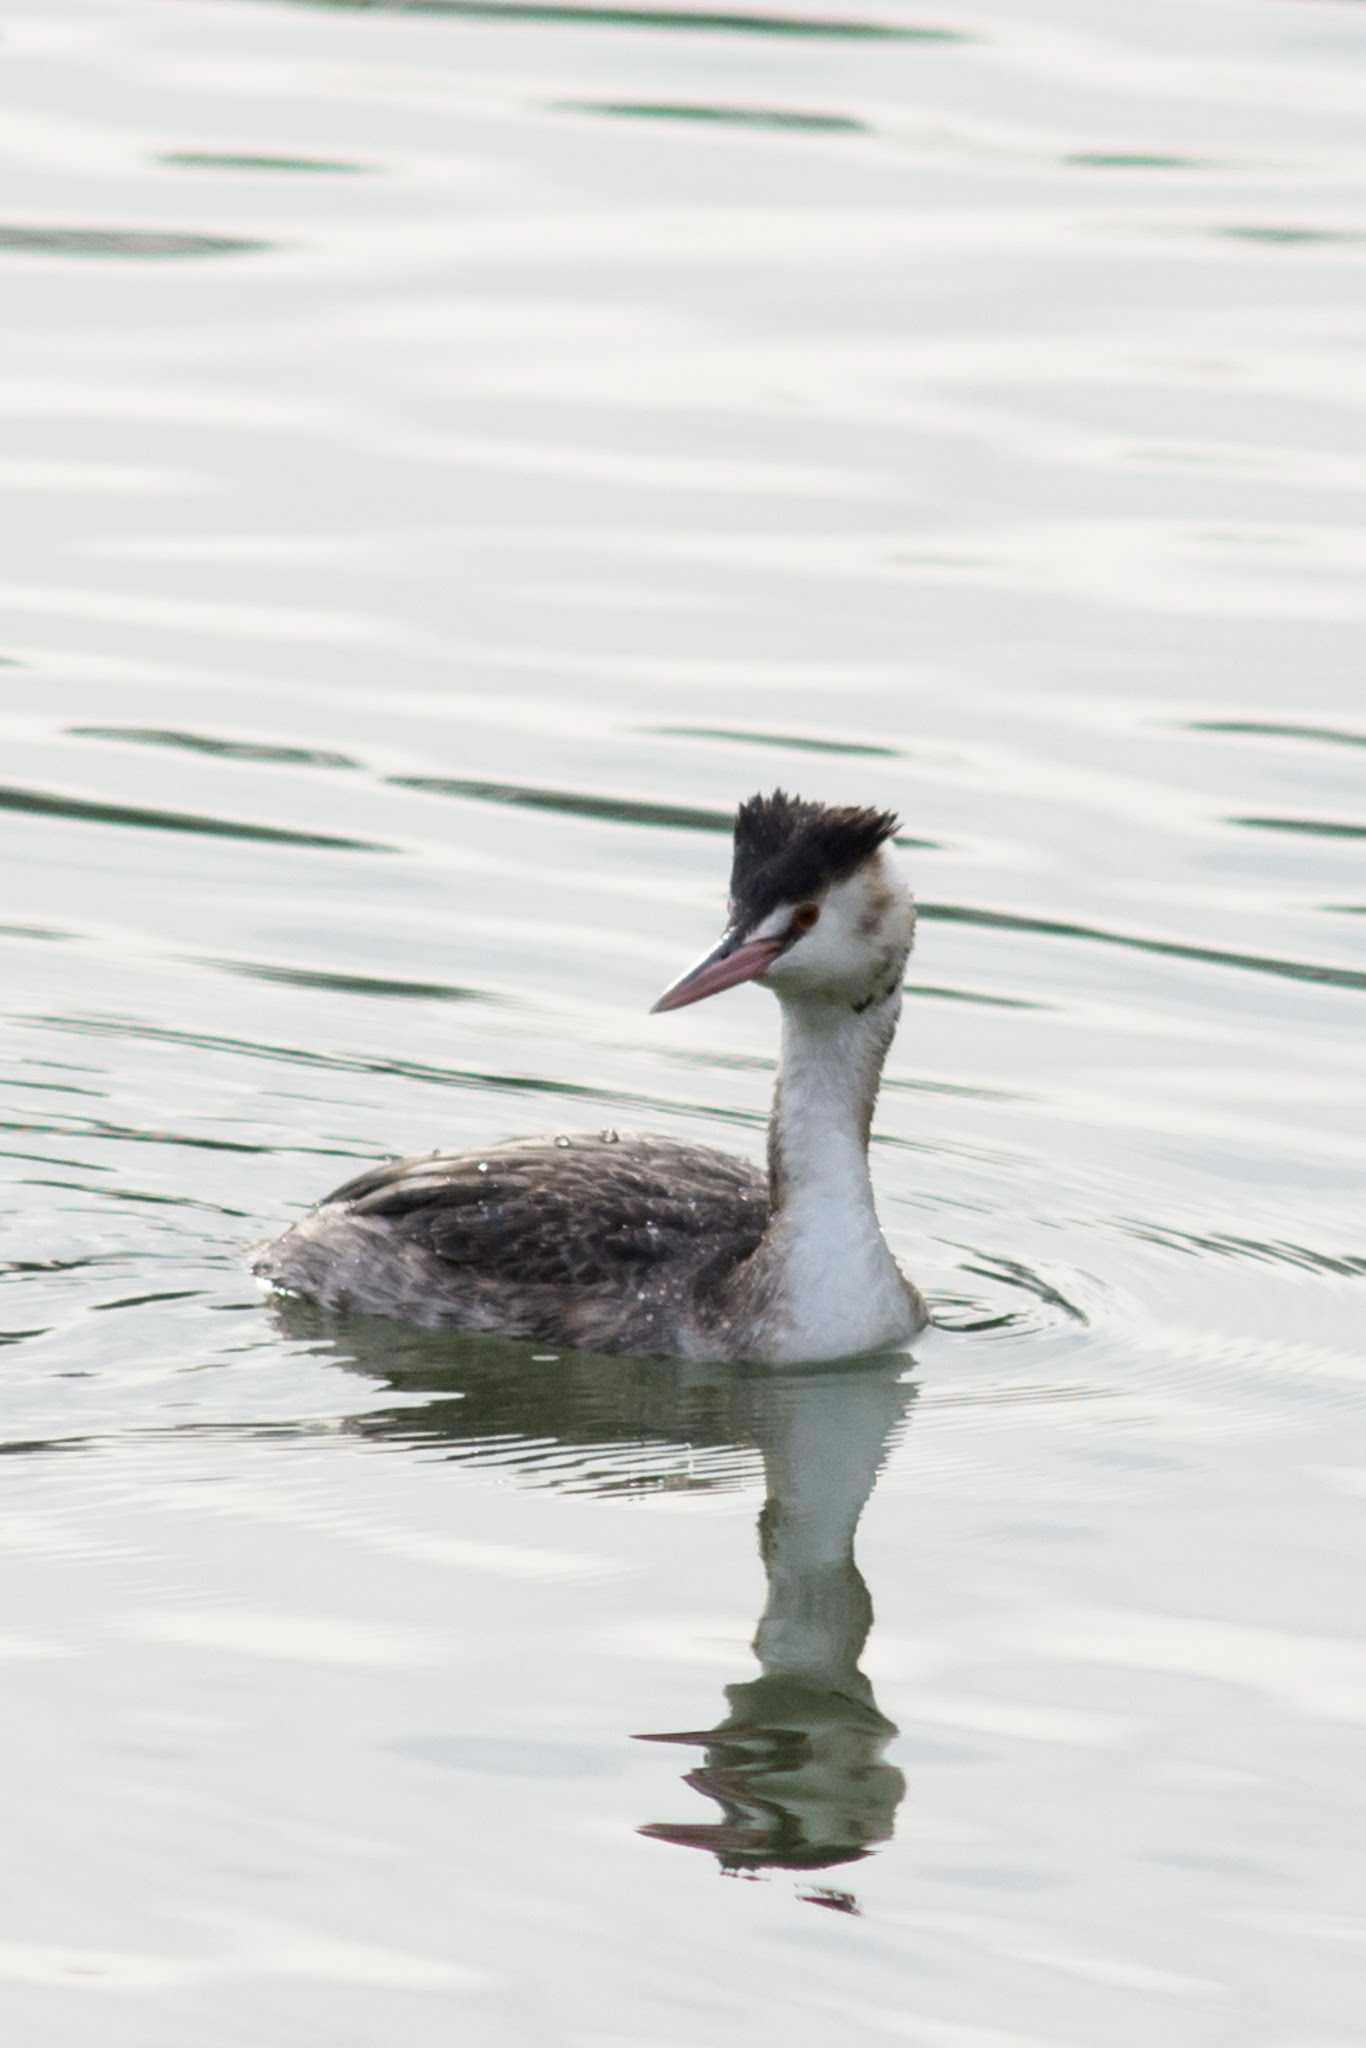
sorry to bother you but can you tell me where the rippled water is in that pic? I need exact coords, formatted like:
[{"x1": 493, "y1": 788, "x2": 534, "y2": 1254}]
[{"x1": 4, "y1": 0, "x2": 1366, "y2": 2039}]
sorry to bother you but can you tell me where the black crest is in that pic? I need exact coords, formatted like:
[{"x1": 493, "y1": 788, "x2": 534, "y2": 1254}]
[{"x1": 729, "y1": 790, "x2": 899, "y2": 930}]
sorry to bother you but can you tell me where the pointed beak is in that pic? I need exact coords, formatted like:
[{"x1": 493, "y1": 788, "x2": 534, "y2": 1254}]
[{"x1": 650, "y1": 929, "x2": 784, "y2": 1014}]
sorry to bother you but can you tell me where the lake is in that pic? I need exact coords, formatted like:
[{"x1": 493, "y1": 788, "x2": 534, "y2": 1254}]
[{"x1": 3, "y1": 0, "x2": 1365, "y2": 2041}]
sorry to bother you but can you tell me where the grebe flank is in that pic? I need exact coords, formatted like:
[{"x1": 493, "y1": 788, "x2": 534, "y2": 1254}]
[{"x1": 254, "y1": 790, "x2": 926, "y2": 1365}]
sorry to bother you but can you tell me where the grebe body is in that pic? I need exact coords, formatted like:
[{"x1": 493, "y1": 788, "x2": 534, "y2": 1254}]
[{"x1": 255, "y1": 792, "x2": 925, "y2": 1364}]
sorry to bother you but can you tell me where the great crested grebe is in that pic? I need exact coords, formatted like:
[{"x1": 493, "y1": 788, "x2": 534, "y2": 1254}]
[{"x1": 254, "y1": 791, "x2": 926, "y2": 1365}]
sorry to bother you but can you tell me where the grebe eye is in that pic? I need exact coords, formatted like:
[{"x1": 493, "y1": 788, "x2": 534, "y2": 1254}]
[{"x1": 791, "y1": 903, "x2": 821, "y2": 935}]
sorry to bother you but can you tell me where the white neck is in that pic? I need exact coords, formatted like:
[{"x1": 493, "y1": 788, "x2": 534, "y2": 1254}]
[{"x1": 757, "y1": 991, "x2": 916, "y2": 1363}]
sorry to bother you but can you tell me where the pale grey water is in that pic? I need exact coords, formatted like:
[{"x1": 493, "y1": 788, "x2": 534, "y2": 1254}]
[{"x1": 3, "y1": 0, "x2": 1366, "y2": 2040}]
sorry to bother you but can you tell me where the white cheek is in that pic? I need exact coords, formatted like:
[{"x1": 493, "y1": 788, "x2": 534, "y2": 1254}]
[
  {"x1": 764, "y1": 876, "x2": 885, "y2": 990},
  {"x1": 766, "y1": 920, "x2": 848, "y2": 987},
  {"x1": 749, "y1": 904, "x2": 794, "y2": 944}
]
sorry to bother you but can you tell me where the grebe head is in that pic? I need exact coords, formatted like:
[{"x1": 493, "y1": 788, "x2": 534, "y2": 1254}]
[{"x1": 652, "y1": 790, "x2": 914, "y2": 1015}]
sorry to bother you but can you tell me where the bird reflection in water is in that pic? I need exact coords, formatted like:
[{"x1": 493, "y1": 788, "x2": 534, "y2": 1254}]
[
  {"x1": 638, "y1": 1364, "x2": 907, "y2": 1901},
  {"x1": 269, "y1": 1300, "x2": 914, "y2": 1903}
]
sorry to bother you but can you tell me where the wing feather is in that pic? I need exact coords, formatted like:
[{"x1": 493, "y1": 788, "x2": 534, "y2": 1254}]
[{"x1": 315, "y1": 1132, "x2": 766, "y2": 1291}]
